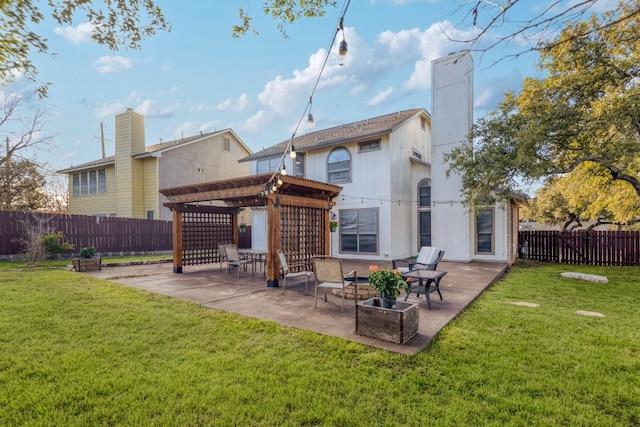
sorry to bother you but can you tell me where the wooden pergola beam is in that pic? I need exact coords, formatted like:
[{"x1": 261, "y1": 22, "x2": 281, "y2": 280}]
[{"x1": 165, "y1": 184, "x2": 265, "y2": 204}]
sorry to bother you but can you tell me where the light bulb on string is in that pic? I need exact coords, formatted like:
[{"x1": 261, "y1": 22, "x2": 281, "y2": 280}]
[
  {"x1": 290, "y1": 144, "x2": 297, "y2": 159},
  {"x1": 277, "y1": 177, "x2": 283, "y2": 185},
  {"x1": 338, "y1": 39, "x2": 348, "y2": 66},
  {"x1": 307, "y1": 96, "x2": 315, "y2": 129},
  {"x1": 281, "y1": 164, "x2": 287, "y2": 176}
]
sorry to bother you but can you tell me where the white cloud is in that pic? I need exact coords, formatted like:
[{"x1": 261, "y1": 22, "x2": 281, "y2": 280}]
[
  {"x1": 474, "y1": 68, "x2": 523, "y2": 111},
  {"x1": 93, "y1": 56, "x2": 133, "y2": 73},
  {"x1": 242, "y1": 110, "x2": 273, "y2": 134},
  {"x1": 366, "y1": 87, "x2": 394, "y2": 106},
  {"x1": 136, "y1": 99, "x2": 181, "y2": 118},
  {"x1": 94, "y1": 101, "x2": 126, "y2": 119},
  {"x1": 188, "y1": 94, "x2": 250, "y2": 114},
  {"x1": 54, "y1": 22, "x2": 95, "y2": 44},
  {"x1": 216, "y1": 93, "x2": 250, "y2": 113}
]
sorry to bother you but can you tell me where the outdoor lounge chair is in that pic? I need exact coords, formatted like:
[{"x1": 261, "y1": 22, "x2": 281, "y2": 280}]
[
  {"x1": 224, "y1": 245, "x2": 252, "y2": 277},
  {"x1": 313, "y1": 257, "x2": 357, "y2": 312},
  {"x1": 278, "y1": 249, "x2": 313, "y2": 294},
  {"x1": 392, "y1": 246, "x2": 445, "y2": 273}
]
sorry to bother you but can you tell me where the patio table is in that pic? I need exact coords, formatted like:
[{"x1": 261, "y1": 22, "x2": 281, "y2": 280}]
[
  {"x1": 239, "y1": 249, "x2": 267, "y2": 277},
  {"x1": 402, "y1": 270, "x2": 447, "y2": 310}
]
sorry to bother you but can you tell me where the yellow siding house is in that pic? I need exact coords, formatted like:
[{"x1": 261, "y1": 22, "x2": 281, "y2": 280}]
[{"x1": 58, "y1": 108, "x2": 252, "y2": 220}]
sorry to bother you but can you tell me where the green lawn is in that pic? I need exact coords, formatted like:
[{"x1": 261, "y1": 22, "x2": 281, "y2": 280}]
[
  {"x1": 0, "y1": 254, "x2": 171, "y2": 270},
  {"x1": 1, "y1": 263, "x2": 638, "y2": 426}
]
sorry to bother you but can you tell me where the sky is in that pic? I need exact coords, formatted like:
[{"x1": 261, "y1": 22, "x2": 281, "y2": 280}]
[{"x1": 4, "y1": 0, "x2": 615, "y2": 172}]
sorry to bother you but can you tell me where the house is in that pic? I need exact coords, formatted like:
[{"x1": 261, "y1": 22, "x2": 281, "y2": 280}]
[
  {"x1": 239, "y1": 52, "x2": 525, "y2": 264},
  {"x1": 240, "y1": 108, "x2": 433, "y2": 262},
  {"x1": 57, "y1": 108, "x2": 252, "y2": 221}
]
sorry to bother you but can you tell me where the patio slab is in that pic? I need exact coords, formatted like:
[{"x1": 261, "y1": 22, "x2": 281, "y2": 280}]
[{"x1": 85, "y1": 259, "x2": 508, "y2": 355}]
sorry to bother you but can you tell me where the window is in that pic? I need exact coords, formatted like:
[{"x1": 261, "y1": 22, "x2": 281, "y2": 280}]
[
  {"x1": 476, "y1": 208, "x2": 494, "y2": 254},
  {"x1": 98, "y1": 169, "x2": 106, "y2": 193},
  {"x1": 72, "y1": 169, "x2": 107, "y2": 196},
  {"x1": 358, "y1": 139, "x2": 380, "y2": 153},
  {"x1": 420, "y1": 116, "x2": 427, "y2": 130},
  {"x1": 412, "y1": 149, "x2": 423, "y2": 160},
  {"x1": 339, "y1": 208, "x2": 378, "y2": 254},
  {"x1": 72, "y1": 174, "x2": 80, "y2": 196},
  {"x1": 419, "y1": 212, "x2": 432, "y2": 247},
  {"x1": 222, "y1": 136, "x2": 231, "y2": 152},
  {"x1": 418, "y1": 179, "x2": 432, "y2": 248},
  {"x1": 256, "y1": 157, "x2": 280, "y2": 174},
  {"x1": 294, "y1": 153, "x2": 305, "y2": 177},
  {"x1": 419, "y1": 179, "x2": 431, "y2": 207},
  {"x1": 80, "y1": 172, "x2": 88, "y2": 195},
  {"x1": 147, "y1": 210, "x2": 154, "y2": 219},
  {"x1": 327, "y1": 147, "x2": 351, "y2": 183},
  {"x1": 89, "y1": 171, "x2": 97, "y2": 194}
]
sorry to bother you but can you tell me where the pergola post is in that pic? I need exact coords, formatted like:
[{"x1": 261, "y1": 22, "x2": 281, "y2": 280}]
[
  {"x1": 266, "y1": 195, "x2": 281, "y2": 287},
  {"x1": 172, "y1": 209, "x2": 183, "y2": 273},
  {"x1": 325, "y1": 208, "x2": 331, "y2": 256},
  {"x1": 232, "y1": 213, "x2": 239, "y2": 246}
]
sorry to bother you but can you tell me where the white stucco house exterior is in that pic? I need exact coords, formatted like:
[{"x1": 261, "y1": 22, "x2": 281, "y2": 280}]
[{"x1": 240, "y1": 52, "x2": 525, "y2": 265}]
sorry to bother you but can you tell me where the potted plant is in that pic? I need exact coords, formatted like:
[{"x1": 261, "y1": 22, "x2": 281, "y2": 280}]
[
  {"x1": 79, "y1": 246, "x2": 97, "y2": 258},
  {"x1": 238, "y1": 222, "x2": 247, "y2": 232},
  {"x1": 329, "y1": 220, "x2": 338, "y2": 232},
  {"x1": 73, "y1": 246, "x2": 101, "y2": 272},
  {"x1": 367, "y1": 265, "x2": 409, "y2": 309}
]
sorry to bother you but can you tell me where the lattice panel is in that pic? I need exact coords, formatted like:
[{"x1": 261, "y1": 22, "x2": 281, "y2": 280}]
[
  {"x1": 280, "y1": 205, "x2": 326, "y2": 272},
  {"x1": 181, "y1": 211, "x2": 233, "y2": 266}
]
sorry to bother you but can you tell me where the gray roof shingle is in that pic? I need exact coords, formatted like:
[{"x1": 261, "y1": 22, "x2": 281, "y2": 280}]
[{"x1": 240, "y1": 108, "x2": 427, "y2": 162}]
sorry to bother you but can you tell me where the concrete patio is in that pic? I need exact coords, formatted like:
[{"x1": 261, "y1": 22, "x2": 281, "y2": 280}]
[{"x1": 85, "y1": 259, "x2": 509, "y2": 355}]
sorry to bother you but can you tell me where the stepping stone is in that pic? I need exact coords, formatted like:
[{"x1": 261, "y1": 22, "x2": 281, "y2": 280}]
[
  {"x1": 576, "y1": 310, "x2": 605, "y2": 318},
  {"x1": 510, "y1": 301, "x2": 539, "y2": 307},
  {"x1": 560, "y1": 272, "x2": 608, "y2": 283}
]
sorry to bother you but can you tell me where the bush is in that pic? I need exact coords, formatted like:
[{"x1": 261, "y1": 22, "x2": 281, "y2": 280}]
[
  {"x1": 79, "y1": 246, "x2": 97, "y2": 259},
  {"x1": 42, "y1": 232, "x2": 74, "y2": 259}
]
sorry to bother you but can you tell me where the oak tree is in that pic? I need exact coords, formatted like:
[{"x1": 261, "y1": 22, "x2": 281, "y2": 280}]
[{"x1": 446, "y1": 2, "x2": 640, "y2": 217}]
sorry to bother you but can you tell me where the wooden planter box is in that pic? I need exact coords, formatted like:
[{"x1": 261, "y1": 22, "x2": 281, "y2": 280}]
[
  {"x1": 72, "y1": 257, "x2": 101, "y2": 272},
  {"x1": 356, "y1": 297, "x2": 419, "y2": 344}
]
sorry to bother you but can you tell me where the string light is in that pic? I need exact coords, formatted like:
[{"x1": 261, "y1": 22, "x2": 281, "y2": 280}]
[
  {"x1": 307, "y1": 96, "x2": 314, "y2": 126},
  {"x1": 260, "y1": 0, "x2": 351, "y2": 198}
]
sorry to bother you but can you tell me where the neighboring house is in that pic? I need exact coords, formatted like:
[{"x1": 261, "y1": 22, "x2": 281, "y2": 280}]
[
  {"x1": 240, "y1": 52, "x2": 526, "y2": 264},
  {"x1": 57, "y1": 108, "x2": 252, "y2": 221},
  {"x1": 240, "y1": 108, "x2": 433, "y2": 262}
]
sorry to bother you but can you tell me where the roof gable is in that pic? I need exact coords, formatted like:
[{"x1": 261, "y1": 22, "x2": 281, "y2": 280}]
[{"x1": 241, "y1": 108, "x2": 428, "y2": 162}]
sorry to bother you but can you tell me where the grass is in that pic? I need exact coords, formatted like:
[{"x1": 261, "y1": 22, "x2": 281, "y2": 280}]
[
  {"x1": 1, "y1": 262, "x2": 639, "y2": 426},
  {"x1": 0, "y1": 254, "x2": 171, "y2": 270}
]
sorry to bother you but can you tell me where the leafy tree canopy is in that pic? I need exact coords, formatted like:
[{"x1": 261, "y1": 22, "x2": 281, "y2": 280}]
[
  {"x1": 0, "y1": 0, "x2": 169, "y2": 97},
  {"x1": 0, "y1": 158, "x2": 48, "y2": 210},
  {"x1": 233, "y1": 0, "x2": 336, "y2": 38},
  {"x1": 525, "y1": 162, "x2": 640, "y2": 229},
  {"x1": 446, "y1": 1, "x2": 640, "y2": 214}
]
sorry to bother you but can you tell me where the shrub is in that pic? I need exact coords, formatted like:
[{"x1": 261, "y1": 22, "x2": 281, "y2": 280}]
[
  {"x1": 42, "y1": 232, "x2": 74, "y2": 259},
  {"x1": 79, "y1": 246, "x2": 97, "y2": 258}
]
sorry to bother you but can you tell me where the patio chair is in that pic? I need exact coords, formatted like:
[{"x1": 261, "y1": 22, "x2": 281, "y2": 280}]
[
  {"x1": 313, "y1": 257, "x2": 357, "y2": 312},
  {"x1": 217, "y1": 243, "x2": 230, "y2": 272},
  {"x1": 392, "y1": 246, "x2": 445, "y2": 273},
  {"x1": 278, "y1": 249, "x2": 313, "y2": 294},
  {"x1": 225, "y1": 245, "x2": 252, "y2": 277}
]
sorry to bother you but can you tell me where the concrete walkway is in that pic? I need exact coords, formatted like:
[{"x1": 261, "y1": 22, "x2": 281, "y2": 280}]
[{"x1": 85, "y1": 259, "x2": 508, "y2": 355}]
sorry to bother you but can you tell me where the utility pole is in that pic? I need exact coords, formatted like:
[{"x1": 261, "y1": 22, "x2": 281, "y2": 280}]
[{"x1": 100, "y1": 122, "x2": 106, "y2": 159}]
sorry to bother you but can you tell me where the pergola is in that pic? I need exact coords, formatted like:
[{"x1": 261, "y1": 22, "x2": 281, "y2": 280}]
[{"x1": 159, "y1": 173, "x2": 342, "y2": 286}]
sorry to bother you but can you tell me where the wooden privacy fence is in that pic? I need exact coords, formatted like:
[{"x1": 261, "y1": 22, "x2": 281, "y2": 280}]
[
  {"x1": 519, "y1": 230, "x2": 640, "y2": 266},
  {"x1": 0, "y1": 210, "x2": 173, "y2": 256}
]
